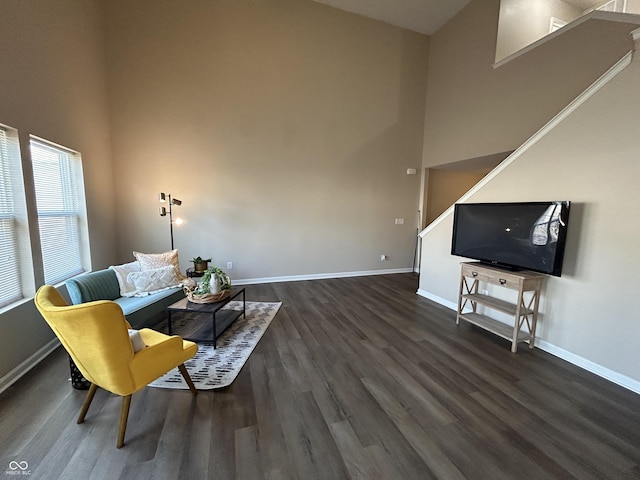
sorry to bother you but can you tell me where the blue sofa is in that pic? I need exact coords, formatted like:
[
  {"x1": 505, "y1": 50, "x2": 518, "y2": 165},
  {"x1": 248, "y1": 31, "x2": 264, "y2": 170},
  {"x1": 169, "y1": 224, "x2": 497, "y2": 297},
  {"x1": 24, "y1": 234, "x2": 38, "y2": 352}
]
[{"x1": 65, "y1": 268, "x2": 185, "y2": 329}]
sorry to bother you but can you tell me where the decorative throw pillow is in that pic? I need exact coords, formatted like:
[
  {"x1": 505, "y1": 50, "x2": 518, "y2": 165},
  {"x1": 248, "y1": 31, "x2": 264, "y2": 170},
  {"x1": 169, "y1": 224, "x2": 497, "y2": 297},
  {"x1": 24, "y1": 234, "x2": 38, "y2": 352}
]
[
  {"x1": 128, "y1": 329, "x2": 146, "y2": 352},
  {"x1": 109, "y1": 261, "x2": 141, "y2": 297},
  {"x1": 127, "y1": 265, "x2": 181, "y2": 294},
  {"x1": 133, "y1": 249, "x2": 185, "y2": 280}
]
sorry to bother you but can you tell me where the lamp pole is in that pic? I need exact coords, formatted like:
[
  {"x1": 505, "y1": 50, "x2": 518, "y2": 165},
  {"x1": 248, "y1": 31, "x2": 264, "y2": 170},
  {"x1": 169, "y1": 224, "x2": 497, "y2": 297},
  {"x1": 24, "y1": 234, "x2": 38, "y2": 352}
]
[
  {"x1": 168, "y1": 194, "x2": 175, "y2": 250},
  {"x1": 159, "y1": 192, "x2": 182, "y2": 250}
]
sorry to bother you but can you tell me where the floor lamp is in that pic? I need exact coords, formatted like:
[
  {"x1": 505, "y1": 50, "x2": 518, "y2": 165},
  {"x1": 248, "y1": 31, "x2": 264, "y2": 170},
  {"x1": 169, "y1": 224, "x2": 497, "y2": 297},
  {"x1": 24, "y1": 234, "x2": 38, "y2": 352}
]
[{"x1": 158, "y1": 192, "x2": 182, "y2": 250}]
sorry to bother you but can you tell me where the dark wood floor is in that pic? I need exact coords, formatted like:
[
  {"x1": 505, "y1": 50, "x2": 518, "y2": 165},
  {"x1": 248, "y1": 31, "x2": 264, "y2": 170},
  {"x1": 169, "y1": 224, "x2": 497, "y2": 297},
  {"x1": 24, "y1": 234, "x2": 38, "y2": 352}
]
[{"x1": 1, "y1": 274, "x2": 639, "y2": 479}]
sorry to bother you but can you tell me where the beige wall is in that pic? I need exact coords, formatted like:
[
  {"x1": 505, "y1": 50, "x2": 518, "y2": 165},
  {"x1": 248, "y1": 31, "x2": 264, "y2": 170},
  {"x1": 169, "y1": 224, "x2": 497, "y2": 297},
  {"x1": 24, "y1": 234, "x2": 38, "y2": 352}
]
[
  {"x1": 103, "y1": 0, "x2": 429, "y2": 279},
  {"x1": 419, "y1": 40, "x2": 640, "y2": 388},
  {"x1": 425, "y1": 169, "x2": 486, "y2": 224},
  {"x1": 421, "y1": 0, "x2": 634, "y2": 168},
  {"x1": 496, "y1": 0, "x2": 582, "y2": 61},
  {"x1": 0, "y1": 0, "x2": 115, "y2": 380},
  {"x1": 629, "y1": 0, "x2": 640, "y2": 13},
  {"x1": 496, "y1": 0, "x2": 640, "y2": 63}
]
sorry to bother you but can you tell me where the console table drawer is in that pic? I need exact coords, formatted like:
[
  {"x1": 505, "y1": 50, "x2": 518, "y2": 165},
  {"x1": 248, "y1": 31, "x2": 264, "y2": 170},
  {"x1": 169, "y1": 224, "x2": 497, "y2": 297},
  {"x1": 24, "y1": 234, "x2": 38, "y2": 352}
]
[
  {"x1": 460, "y1": 264, "x2": 491, "y2": 283},
  {"x1": 486, "y1": 273, "x2": 521, "y2": 289},
  {"x1": 460, "y1": 263, "x2": 539, "y2": 290}
]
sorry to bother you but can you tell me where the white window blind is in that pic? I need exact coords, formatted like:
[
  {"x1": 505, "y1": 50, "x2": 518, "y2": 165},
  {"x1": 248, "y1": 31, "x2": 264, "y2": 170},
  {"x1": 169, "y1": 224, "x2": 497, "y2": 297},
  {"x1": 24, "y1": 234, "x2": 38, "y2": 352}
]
[
  {"x1": 31, "y1": 139, "x2": 86, "y2": 284},
  {"x1": 0, "y1": 128, "x2": 23, "y2": 307}
]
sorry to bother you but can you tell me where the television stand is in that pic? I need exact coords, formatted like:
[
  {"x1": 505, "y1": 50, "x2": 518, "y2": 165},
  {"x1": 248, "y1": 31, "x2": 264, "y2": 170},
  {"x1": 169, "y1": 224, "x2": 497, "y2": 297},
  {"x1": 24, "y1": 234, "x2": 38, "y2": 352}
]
[{"x1": 456, "y1": 262, "x2": 544, "y2": 353}]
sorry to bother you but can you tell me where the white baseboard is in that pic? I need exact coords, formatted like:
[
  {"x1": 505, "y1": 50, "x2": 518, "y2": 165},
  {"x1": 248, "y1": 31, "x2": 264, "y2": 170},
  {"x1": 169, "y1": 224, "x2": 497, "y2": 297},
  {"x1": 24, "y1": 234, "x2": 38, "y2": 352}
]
[
  {"x1": 535, "y1": 339, "x2": 640, "y2": 395},
  {"x1": 233, "y1": 268, "x2": 414, "y2": 285},
  {"x1": 416, "y1": 289, "x2": 640, "y2": 395},
  {"x1": 416, "y1": 288, "x2": 458, "y2": 311},
  {"x1": 0, "y1": 338, "x2": 60, "y2": 395}
]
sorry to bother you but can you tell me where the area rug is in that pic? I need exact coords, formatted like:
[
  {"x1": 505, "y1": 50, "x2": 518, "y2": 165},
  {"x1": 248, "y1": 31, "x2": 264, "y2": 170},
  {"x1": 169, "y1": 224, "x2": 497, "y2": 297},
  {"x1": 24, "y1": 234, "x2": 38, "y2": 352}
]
[{"x1": 149, "y1": 301, "x2": 282, "y2": 390}]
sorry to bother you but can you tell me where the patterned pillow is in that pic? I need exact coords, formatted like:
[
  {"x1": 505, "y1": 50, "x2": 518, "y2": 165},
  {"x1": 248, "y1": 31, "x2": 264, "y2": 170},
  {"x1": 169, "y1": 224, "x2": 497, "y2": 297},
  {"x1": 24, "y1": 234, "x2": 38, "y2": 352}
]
[
  {"x1": 109, "y1": 261, "x2": 141, "y2": 297},
  {"x1": 133, "y1": 249, "x2": 185, "y2": 280},
  {"x1": 127, "y1": 265, "x2": 181, "y2": 294}
]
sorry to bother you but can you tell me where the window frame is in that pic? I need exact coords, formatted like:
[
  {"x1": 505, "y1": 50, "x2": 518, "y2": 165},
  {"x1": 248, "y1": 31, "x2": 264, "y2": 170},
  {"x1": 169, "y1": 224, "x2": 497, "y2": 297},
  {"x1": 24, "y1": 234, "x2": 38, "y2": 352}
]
[
  {"x1": 0, "y1": 126, "x2": 91, "y2": 312},
  {"x1": 30, "y1": 136, "x2": 91, "y2": 286},
  {"x1": 0, "y1": 125, "x2": 34, "y2": 309}
]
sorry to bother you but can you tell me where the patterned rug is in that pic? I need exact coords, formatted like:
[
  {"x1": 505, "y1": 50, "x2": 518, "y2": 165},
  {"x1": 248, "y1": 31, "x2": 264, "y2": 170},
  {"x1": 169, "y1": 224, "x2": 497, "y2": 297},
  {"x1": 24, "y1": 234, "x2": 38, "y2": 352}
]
[{"x1": 149, "y1": 301, "x2": 281, "y2": 390}]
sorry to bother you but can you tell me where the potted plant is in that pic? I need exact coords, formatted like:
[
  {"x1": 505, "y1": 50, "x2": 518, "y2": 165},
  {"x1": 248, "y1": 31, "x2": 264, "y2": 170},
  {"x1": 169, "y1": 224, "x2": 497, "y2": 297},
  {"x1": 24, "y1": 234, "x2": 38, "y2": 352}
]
[
  {"x1": 192, "y1": 256, "x2": 211, "y2": 273},
  {"x1": 200, "y1": 266, "x2": 231, "y2": 294}
]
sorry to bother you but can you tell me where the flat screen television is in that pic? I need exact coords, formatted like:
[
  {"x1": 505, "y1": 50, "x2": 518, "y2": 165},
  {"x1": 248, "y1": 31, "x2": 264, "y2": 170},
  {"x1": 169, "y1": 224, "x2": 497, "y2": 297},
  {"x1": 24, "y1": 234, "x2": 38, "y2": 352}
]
[{"x1": 451, "y1": 201, "x2": 571, "y2": 276}]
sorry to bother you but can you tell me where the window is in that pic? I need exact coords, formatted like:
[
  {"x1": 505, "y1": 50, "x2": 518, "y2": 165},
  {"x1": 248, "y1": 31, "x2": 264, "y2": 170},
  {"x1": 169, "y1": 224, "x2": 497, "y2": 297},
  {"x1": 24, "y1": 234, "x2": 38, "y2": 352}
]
[
  {"x1": 0, "y1": 126, "x2": 89, "y2": 308},
  {"x1": 30, "y1": 138, "x2": 88, "y2": 284},
  {"x1": 0, "y1": 128, "x2": 24, "y2": 307}
]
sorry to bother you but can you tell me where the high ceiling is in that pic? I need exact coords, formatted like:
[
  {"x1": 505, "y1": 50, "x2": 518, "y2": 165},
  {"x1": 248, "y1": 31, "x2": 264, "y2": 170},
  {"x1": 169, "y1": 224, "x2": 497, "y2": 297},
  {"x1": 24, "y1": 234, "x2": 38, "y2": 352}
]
[{"x1": 310, "y1": 0, "x2": 472, "y2": 35}]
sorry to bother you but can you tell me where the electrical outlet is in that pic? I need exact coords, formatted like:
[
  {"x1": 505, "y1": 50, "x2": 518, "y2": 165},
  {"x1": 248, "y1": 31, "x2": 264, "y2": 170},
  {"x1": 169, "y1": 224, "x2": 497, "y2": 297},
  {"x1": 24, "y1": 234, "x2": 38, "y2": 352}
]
[{"x1": 227, "y1": 261, "x2": 233, "y2": 270}]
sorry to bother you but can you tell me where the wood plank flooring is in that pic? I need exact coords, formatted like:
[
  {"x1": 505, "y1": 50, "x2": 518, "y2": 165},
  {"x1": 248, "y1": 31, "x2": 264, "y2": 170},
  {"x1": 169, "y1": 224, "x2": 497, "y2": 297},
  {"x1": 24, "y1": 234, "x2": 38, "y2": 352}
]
[{"x1": 1, "y1": 273, "x2": 639, "y2": 479}]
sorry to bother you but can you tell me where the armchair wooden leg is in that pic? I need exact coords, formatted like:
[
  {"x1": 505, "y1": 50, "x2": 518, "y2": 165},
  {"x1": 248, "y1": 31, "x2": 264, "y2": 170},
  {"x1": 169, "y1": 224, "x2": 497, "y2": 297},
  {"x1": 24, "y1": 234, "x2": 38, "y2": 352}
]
[
  {"x1": 116, "y1": 395, "x2": 132, "y2": 449},
  {"x1": 77, "y1": 383, "x2": 98, "y2": 424},
  {"x1": 178, "y1": 364, "x2": 198, "y2": 396}
]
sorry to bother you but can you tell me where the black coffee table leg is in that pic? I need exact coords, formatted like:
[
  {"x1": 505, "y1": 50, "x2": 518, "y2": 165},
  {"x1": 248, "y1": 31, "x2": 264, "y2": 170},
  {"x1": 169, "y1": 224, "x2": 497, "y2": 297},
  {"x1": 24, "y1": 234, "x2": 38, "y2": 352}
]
[{"x1": 213, "y1": 312, "x2": 217, "y2": 349}]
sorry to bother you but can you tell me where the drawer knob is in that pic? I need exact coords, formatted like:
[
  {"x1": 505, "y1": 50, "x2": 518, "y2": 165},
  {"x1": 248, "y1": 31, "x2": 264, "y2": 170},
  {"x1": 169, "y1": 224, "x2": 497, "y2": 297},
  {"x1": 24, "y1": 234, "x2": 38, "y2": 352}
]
[
  {"x1": 472, "y1": 271, "x2": 478, "y2": 277},
  {"x1": 499, "y1": 278, "x2": 507, "y2": 285}
]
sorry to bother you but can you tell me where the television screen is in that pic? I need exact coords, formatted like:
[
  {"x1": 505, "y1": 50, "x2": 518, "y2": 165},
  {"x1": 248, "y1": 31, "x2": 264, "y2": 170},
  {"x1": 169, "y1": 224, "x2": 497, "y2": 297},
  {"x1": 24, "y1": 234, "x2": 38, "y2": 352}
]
[{"x1": 451, "y1": 201, "x2": 571, "y2": 276}]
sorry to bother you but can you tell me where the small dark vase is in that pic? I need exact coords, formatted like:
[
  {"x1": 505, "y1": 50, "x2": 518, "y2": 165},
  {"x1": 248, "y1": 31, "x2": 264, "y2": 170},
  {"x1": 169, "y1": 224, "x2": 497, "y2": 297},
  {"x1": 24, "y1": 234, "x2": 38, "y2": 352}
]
[{"x1": 193, "y1": 261, "x2": 208, "y2": 273}]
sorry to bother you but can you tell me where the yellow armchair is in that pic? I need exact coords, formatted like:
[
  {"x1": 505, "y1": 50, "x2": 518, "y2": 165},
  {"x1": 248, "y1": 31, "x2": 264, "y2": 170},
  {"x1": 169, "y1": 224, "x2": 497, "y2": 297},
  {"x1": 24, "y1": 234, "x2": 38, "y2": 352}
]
[{"x1": 34, "y1": 285, "x2": 198, "y2": 448}]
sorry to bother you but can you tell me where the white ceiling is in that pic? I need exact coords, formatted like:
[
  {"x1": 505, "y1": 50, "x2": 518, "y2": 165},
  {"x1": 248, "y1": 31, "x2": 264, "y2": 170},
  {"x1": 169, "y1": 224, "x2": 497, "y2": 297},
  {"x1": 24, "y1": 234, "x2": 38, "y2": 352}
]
[{"x1": 310, "y1": 0, "x2": 472, "y2": 35}]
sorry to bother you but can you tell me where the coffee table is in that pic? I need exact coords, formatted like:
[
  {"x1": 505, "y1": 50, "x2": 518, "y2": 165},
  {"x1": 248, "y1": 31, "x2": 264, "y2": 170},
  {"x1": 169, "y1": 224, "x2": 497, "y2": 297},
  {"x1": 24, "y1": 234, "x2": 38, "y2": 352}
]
[{"x1": 166, "y1": 287, "x2": 245, "y2": 348}]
